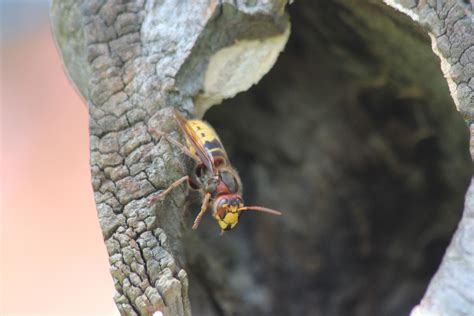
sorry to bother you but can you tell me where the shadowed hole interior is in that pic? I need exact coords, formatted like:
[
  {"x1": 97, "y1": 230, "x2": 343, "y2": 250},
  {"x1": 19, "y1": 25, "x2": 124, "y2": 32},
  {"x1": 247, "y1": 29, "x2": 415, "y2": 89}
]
[{"x1": 187, "y1": 2, "x2": 472, "y2": 316}]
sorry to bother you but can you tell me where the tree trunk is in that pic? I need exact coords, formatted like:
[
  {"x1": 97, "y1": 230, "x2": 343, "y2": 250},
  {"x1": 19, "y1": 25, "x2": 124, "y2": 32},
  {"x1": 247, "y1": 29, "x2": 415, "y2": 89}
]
[{"x1": 51, "y1": 1, "x2": 473, "y2": 315}]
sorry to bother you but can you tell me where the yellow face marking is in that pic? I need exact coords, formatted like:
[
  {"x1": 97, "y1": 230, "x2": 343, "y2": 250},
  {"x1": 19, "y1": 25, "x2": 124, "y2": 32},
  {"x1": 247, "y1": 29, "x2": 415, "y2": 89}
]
[
  {"x1": 223, "y1": 212, "x2": 239, "y2": 225},
  {"x1": 218, "y1": 219, "x2": 229, "y2": 230},
  {"x1": 215, "y1": 205, "x2": 240, "y2": 230}
]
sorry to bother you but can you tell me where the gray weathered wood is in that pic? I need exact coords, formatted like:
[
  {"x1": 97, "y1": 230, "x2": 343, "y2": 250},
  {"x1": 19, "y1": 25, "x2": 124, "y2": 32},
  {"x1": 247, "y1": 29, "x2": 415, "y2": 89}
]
[
  {"x1": 383, "y1": 1, "x2": 474, "y2": 315},
  {"x1": 51, "y1": 0, "x2": 473, "y2": 315},
  {"x1": 51, "y1": 1, "x2": 289, "y2": 315}
]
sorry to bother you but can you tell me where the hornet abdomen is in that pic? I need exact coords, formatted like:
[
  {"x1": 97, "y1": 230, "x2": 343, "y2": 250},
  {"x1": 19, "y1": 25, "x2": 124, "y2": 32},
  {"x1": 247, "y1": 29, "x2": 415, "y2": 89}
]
[{"x1": 187, "y1": 120, "x2": 229, "y2": 165}]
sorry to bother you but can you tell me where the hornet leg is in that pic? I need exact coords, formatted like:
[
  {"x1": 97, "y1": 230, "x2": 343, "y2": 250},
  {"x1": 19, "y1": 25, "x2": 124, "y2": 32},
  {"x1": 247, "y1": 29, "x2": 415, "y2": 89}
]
[
  {"x1": 192, "y1": 192, "x2": 211, "y2": 230},
  {"x1": 149, "y1": 128, "x2": 200, "y2": 164},
  {"x1": 148, "y1": 176, "x2": 189, "y2": 205}
]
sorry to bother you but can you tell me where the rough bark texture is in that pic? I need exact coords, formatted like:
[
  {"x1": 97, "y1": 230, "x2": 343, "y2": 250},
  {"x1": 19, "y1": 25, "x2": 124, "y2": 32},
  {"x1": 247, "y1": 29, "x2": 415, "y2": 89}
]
[
  {"x1": 51, "y1": 1, "x2": 289, "y2": 315},
  {"x1": 51, "y1": 0, "x2": 473, "y2": 316},
  {"x1": 382, "y1": 1, "x2": 474, "y2": 316}
]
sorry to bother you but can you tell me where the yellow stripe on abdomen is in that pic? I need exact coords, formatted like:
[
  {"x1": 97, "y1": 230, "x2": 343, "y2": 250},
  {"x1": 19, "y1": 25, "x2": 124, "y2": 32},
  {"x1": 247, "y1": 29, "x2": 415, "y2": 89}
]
[
  {"x1": 188, "y1": 120, "x2": 219, "y2": 144},
  {"x1": 186, "y1": 120, "x2": 229, "y2": 163}
]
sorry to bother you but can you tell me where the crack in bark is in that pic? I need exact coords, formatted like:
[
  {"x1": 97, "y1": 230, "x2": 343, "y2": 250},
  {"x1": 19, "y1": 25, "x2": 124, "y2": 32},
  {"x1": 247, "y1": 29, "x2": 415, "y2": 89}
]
[
  {"x1": 51, "y1": 0, "x2": 289, "y2": 315},
  {"x1": 51, "y1": 0, "x2": 473, "y2": 315}
]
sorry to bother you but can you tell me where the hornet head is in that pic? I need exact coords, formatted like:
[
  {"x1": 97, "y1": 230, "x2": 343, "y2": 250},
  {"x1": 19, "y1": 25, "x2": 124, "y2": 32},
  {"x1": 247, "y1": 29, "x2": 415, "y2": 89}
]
[{"x1": 212, "y1": 194, "x2": 282, "y2": 234}]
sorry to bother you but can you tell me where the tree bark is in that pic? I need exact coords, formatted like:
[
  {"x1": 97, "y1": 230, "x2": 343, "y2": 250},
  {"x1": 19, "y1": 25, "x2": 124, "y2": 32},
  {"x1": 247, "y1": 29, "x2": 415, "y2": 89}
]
[
  {"x1": 382, "y1": 2, "x2": 474, "y2": 316},
  {"x1": 51, "y1": 1, "x2": 289, "y2": 315},
  {"x1": 51, "y1": 1, "x2": 473, "y2": 316}
]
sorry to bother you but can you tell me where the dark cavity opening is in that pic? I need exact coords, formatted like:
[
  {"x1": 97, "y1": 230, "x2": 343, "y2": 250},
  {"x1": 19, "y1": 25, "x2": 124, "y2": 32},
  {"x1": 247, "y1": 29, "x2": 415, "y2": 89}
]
[{"x1": 191, "y1": 2, "x2": 472, "y2": 316}]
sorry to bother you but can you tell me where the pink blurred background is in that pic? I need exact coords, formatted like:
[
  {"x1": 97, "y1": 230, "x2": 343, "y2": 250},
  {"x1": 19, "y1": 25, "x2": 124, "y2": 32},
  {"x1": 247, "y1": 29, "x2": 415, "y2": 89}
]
[{"x1": 1, "y1": 2, "x2": 117, "y2": 315}]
